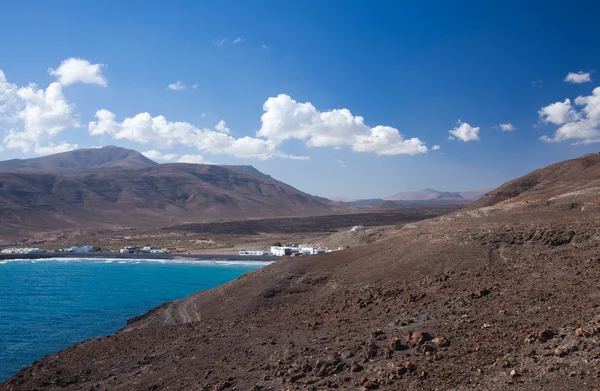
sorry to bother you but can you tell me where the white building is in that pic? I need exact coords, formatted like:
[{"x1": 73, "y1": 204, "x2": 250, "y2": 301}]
[
  {"x1": 350, "y1": 225, "x2": 366, "y2": 232},
  {"x1": 239, "y1": 250, "x2": 267, "y2": 256},
  {"x1": 64, "y1": 246, "x2": 94, "y2": 253},
  {"x1": 1, "y1": 247, "x2": 45, "y2": 254},
  {"x1": 150, "y1": 249, "x2": 167, "y2": 254},
  {"x1": 119, "y1": 248, "x2": 134, "y2": 254},
  {"x1": 300, "y1": 246, "x2": 329, "y2": 255},
  {"x1": 271, "y1": 246, "x2": 300, "y2": 256}
]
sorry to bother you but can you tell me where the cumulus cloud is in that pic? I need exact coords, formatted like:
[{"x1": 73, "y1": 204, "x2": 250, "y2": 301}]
[
  {"x1": 178, "y1": 154, "x2": 206, "y2": 164},
  {"x1": 538, "y1": 99, "x2": 580, "y2": 125},
  {"x1": 142, "y1": 150, "x2": 177, "y2": 162},
  {"x1": 33, "y1": 142, "x2": 79, "y2": 155},
  {"x1": 232, "y1": 37, "x2": 245, "y2": 44},
  {"x1": 256, "y1": 94, "x2": 428, "y2": 155},
  {"x1": 432, "y1": 145, "x2": 441, "y2": 150},
  {"x1": 540, "y1": 87, "x2": 600, "y2": 143},
  {"x1": 1, "y1": 69, "x2": 81, "y2": 153},
  {"x1": 48, "y1": 58, "x2": 107, "y2": 87},
  {"x1": 565, "y1": 72, "x2": 591, "y2": 84},
  {"x1": 498, "y1": 123, "x2": 516, "y2": 132},
  {"x1": 448, "y1": 121, "x2": 480, "y2": 142},
  {"x1": 214, "y1": 120, "x2": 230, "y2": 133},
  {"x1": 167, "y1": 81, "x2": 186, "y2": 91},
  {"x1": 88, "y1": 110, "x2": 306, "y2": 160}
]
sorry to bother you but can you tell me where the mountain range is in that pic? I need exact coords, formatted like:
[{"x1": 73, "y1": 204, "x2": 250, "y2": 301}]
[
  {"x1": 0, "y1": 146, "x2": 335, "y2": 237},
  {"x1": 0, "y1": 146, "x2": 493, "y2": 237}
]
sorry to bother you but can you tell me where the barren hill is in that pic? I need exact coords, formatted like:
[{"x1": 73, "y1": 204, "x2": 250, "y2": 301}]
[
  {"x1": 0, "y1": 145, "x2": 157, "y2": 173},
  {"x1": 468, "y1": 153, "x2": 600, "y2": 214},
  {"x1": 4, "y1": 154, "x2": 600, "y2": 391},
  {"x1": 0, "y1": 147, "x2": 334, "y2": 237}
]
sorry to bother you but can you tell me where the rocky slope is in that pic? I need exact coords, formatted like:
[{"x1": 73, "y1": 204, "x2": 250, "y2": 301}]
[
  {"x1": 0, "y1": 147, "x2": 335, "y2": 237},
  {"x1": 468, "y1": 153, "x2": 600, "y2": 214},
  {"x1": 3, "y1": 155, "x2": 600, "y2": 391}
]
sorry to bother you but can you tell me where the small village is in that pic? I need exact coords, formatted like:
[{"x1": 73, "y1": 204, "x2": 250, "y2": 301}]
[
  {"x1": 1, "y1": 226, "x2": 367, "y2": 257},
  {"x1": 1, "y1": 245, "x2": 168, "y2": 255}
]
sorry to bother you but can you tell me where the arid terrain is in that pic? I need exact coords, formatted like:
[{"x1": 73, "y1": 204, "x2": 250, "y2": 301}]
[
  {"x1": 5, "y1": 207, "x2": 459, "y2": 254},
  {"x1": 4, "y1": 154, "x2": 600, "y2": 390},
  {"x1": 0, "y1": 146, "x2": 339, "y2": 239}
]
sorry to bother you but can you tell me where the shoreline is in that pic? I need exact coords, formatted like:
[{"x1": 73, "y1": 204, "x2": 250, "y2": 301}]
[{"x1": 0, "y1": 252, "x2": 280, "y2": 262}]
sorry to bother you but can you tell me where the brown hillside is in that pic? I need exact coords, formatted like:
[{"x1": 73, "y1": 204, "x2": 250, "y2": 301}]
[
  {"x1": 470, "y1": 153, "x2": 600, "y2": 213},
  {"x1": 0, "y1": 147, "x2": 335, "y2": 237}
]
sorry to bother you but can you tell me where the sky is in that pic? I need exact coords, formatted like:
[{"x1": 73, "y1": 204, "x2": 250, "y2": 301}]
[{"x1": 1, "y1": 0, "x2": 600, "y2": 199}]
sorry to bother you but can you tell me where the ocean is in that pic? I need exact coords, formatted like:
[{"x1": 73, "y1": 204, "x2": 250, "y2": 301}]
[{"x1": 0, "y1": 258, "x2": 269, "y2": 382}]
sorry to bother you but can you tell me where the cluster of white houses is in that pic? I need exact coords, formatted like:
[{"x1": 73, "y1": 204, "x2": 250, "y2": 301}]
[
  {"x1": 240, "y1": 245, "x2": 333, "y2": 257},
  {"x1": 1, "y1": 247, "x2": 46, "y2": 254},
  {"x1": 119, "y1": 246, "x2": 167, "y2": 254},
  {"x1": 59, "y1": 246, "x2": 94, "y2": 253}
]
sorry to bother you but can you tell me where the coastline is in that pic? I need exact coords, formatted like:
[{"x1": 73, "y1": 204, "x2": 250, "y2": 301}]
[{"x1": 0, "y1": 252, "x2": 280, "y2": 262}]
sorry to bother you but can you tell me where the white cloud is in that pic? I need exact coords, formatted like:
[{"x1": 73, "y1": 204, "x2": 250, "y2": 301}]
[
  {"x1": 538, "y1": 99, "x2": 579, "y2": 125},
  {"x1": 531, "y1": 80, "x2": 544, "y2": 89},
  {"x1": 178, "y1": 154, "x2": 206, "y2": 164},
  {"x1": 232, "y1": 37, "x2": 245, "y2": 44},
  {"x1": 34, "y1": 142, "x2": 79, "y2": 155},
  {"x1": 432, "y1": 145, "x2": 441, "y2": 150},
  {"x1": 215, "y1": 120, "x2": 230, "y2": 133},
  {"x1": 498, "y1": 123, "x2": 516, "y2": 132},
  {"x1": 192, "y1": 84, "x2": 198, "y2": 90},
  {"x1": 48, "y1": 58, "x2": 107, "y2": 87},
  {"x1": 256, "y1": 94, "x2": 428, "y2": 155},
  {"x1": 213, "y1": 38, "x2": 228, "y2": 47},
  {"x1": 261, "y1": 44, "x2": 268, "y2": 49},
  {"x1": 1, "y1": 68, "x2": 81, "y2": 153},
  {"x1": 167, "y1": 81, "x2": 186, "y2": 91},
  {"x1": 565, "y1": 71, "x2": 591, "y2": 84},
  {"x1": 88, "y1": 110, "x2": 306, "y2": 160},
  {"x1": 142, "y1": 150, "x2": 177, "y2": 162},
  {"x1": 448, "y1": 121, "x2": 480, "y2": 142},
  {"x1": 540, "y1": 87, "x2": 600, "y2": 143}
]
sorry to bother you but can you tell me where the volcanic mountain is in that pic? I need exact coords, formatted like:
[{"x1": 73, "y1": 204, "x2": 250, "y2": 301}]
[
  {"x1": 385, "y1": 187, "x2": 490, "y2": 201},
  {"x1": 0, "y1": 146, "x2": 334, "y2": 237},
  {"x1": 4, "y1": 154, "x2": 600, "y2": 390}
]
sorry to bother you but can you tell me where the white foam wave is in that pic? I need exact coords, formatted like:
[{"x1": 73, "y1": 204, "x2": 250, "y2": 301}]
[{"x1": 0, "y1": 257, "x2": 272, "y2": 267}]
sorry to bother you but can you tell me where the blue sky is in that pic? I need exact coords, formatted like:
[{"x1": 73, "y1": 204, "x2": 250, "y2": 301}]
[{"x1": 1, "y1": 0, "x2": 599, "y2": 199}]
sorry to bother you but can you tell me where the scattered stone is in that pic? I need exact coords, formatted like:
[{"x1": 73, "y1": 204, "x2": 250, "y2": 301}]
[
  {"x1": 350, "y1": 361, "x2": 363, "y2": 372},
  {"x1": 410, "y1": 331, "x2": 432, "y2": 346},
  {"x1": 509, "y1": 369, "x2": 519, "y2": 378},
  {"x1": 471, "y1": 288, "x2": 490, "y2": 299},
  {"x1": 404, "y1": 361, "x2": 416, "y2": 372},
  {"x1": 432, "y1": 336, "x2": 450, "y2": 347},
  {"x1": 537, "y1": 329, "x2": 554, "y2": 343},
  {"x1": 389, "y1": 337, "x2": 405, "y2": 351},
  {"x1": 340, "y1": 349, "x2": 354, "y2": 359}
]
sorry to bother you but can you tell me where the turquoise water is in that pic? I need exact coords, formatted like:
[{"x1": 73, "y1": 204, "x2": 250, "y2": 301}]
[{"x1": 0, "y1": 258, "x2": 268, "y2": 382}]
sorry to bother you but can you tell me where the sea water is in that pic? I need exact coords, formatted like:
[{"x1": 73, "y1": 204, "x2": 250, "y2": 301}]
[{"x1": 0, "y1": 258, "x2": 269, "y2": 382}]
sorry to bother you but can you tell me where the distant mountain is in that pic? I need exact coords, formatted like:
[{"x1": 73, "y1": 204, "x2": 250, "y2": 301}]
[
  {"x1": 386, "y1": 188, "x2": 490, "y2": 201},
  {"x1": 0, "y1": 147, "x2": 335, "y2": 237},
  {"x1": 0, "y1": 145, "x2": 157, "y2": 173}
]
